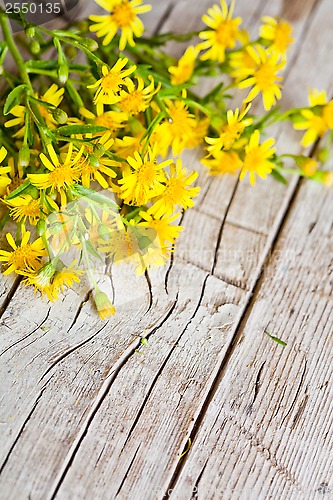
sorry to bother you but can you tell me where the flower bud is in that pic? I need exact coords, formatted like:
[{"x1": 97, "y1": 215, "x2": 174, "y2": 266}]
[
  {"x1": 36, "y1": 219, "x2": 47, "y2": 236},
  {"x1": 26, "y1": 26, "x2": 35, "y2": 39},
  {"x1": 18, "y1": 145, "x2": 30, "y2": 167},
  {"x1": 52, "y1": 108, "x2": 68, "y2": 124},
  {"x1": 30, "y1": 40, "x2": 40, "y2": 55},
  {"x1": 89, "y1": 155, "x2": 100, "y2": 167},
  {"x1": 94, "y1": 290, "x2": 116, "y2": 320},
  {"x1": 58, "y1": 63, "x2": 69, "y2": 84},
  {"x1": 82, "y1": 38, "x2": 98, "y2": 51},
  {"x1": 93, "y1": 144, "x2": 105, "y2": 157}
]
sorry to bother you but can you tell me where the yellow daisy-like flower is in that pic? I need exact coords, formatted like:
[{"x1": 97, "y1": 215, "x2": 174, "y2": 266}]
[
  {"x1": 138, "y1": 211, "x2": 183, "y2": 246},
  {"x1": 89, "y1": 0, "x2": 151, "y2": 50},
  {"x1": 308, "y1": 88, "x2": 328, "y2": 107},
  {"x1": 0, "y1": 230, "x2": 46, "y2": 275},
  {"x1": 28, "y1": 143, "x2": 83, "y2": 206},
  {"x1": 202, "y1": 150, "x2": 242, "y2": 176},
  {"x1": 185, "y1": 117, "x2": 210, "y2": 149},
  {"x1": 99, "y1": 220, "x2": 140, "y2": 263},
  {"x1": 205, "y1": 105, "x2": 252, "y2": 153},
  {"x1": 87, "y1": 59, "x2": 136, "y2": 105},
  {"x1": 4, "y1": 84, "x2": 64, "y2": 136},
  {"x1": 238, "y1": 45, "x2": 285, "y2": 110},
  {"x1": 118, "y1": 75, "x2": 160, "y2": 116},
  {"x1": 149, "y1": 159, "x2": 200, "y2": 218},
  {"x1": 168, "y1": 45, "x2": 199, "y2": 86},
  {"x1": 240, "y1": 129, "x2": 276, "y2": 185},
  {"x1": 80, "y1": 104, "x2": 128, "y2": 137},
  {"x1": 198, "y1": 0, "x2": 242, "y2": 63},
  {"x1": 114, "y1": 132, "x2": 145, "y2": 160},
  {"x1": 22, "y1": 262, "x2": 57, "y2": 300},
  {"x1": 229, "y1": 43, "x2": 259, "y2": 82},
  {"x1": 323, "y1": 100, "x2": 333, "y2": 129},
  {"x1": 152, "y1": 100, "x2": 197, "y2": 157},
  {"x1": 294, "y1": 110, "x2": 327, "y2": 147},
  {"x1": 4, "y1": 194, "x2": 41, "y2": 225},
  {"x1": 52, "y1": 263, "x2": 84, "y2": 294},
  {"x1": 119, "y1": 146, "x2": 172, "y2": 205},
  {"x1": 260, "y1": 16, "x2": 293, "y2": 59}
]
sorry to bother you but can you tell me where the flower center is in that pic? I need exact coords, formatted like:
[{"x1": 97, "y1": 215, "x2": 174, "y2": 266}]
[
  {"x1": 254, "y1": 63, "x2": 277, "y2": 91},
  {"x1": 9, "y1": 246, "x2": 41, "y2": 270},
  {"x1": 102, "y1": 71, "x2": 123, "y2": 92},
  {"x1": 49, "y1": 164, "x2": 79, "y2": 189},
  {"x1": 112, "y1": 1, "x2": 135, "y2": 28},
  {"x1": 243, "y1": 149, "x2": 264, "y2": 171},
  {"x1": 215, "y1": 20, "x2": 237, "y2": 47},
  {"x1": 136, "y1": 161, "x2": 156, "y2": 184},
  {"x1": 119, "y1": 91, "x2": 146, "y2": 115}
]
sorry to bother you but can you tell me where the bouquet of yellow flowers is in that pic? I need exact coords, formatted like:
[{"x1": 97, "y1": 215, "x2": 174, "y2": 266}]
[{"x1": 0, "y1": 0, "x2": 332, "y2": 319}]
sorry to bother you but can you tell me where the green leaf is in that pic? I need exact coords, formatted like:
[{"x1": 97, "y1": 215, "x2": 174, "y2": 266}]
[
  {"x1": 5, "y1": 179, "x2": 33, "y2": 200},
  {"x1": 71, "y1": 184, "x2": 119, "y2": 210},
  {"x1": 264, "y1": 330, "x2": 287, "y2": 347},
  {"x1": 84, "y1": 239, "x2": 103, "y2": 262},
  {"x1": 271, "y1": 169, "x2": 288, "y2": 185},
  {"x1": 57, "y1": 125, "x2": 109, "y2": 136},
  {"x1": 4, "y1": 84, "x2": 28, "y2": 115},
  {"x1": 0, "y1": 213, "x2": 10, "y2": 232}
]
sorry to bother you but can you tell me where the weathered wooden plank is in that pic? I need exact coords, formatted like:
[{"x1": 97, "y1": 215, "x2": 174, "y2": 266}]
[
  {"x1": 171, "y1": 166, "x2": 333, "y2": 500},
  {"x1": 44, "y1": 1, "x2": 333, "y2": 499}
]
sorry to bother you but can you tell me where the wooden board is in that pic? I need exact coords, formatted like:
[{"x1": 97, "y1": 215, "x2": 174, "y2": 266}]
[{"x1": 0, "y1": 0, "x2": 332, "y2": 498}]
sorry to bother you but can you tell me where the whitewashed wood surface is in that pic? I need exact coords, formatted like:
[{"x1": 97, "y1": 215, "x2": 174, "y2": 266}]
[{"x1": 0, "y1": 0, "x2": 333, "y2": 499}]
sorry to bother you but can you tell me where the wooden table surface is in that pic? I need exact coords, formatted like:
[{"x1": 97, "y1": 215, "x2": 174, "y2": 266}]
[{"x1": 1, "y1": 0, "x2": 333, "y2": 498}]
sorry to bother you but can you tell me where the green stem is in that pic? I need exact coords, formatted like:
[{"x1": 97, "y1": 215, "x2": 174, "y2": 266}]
[{"x1": 0, "y1": 13, "x2": 31, "y2": 86}]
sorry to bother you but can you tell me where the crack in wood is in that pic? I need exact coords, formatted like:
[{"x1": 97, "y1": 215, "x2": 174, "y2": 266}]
[
  {"x1": 38, "y1": 322, "x2": 109, "y2": 383},
  {"x1": 115, "y1": 444, "x2": 141, "y2": 498},
  {"x1": 67, "y1": 288, "x2": 93, "y2": 333},
  {"x1": 0, "y1": 276, "x2": 22, "y2": 320},
  {"x1": 0, "y1": 378, "x2": 52, "y2": 472},
  {"x1": 144, "y1": 270, "x2": 153, "y2": 314},
  {"x1": 152, "y1": 2, "x2": 175, "y2": 36},
  {"x1": 0, "y1": 307, "x2": 51, "y2": 357},
  {"x1": 280, "y1": 358, "x2": 307, "y2": 428},
  {"x1": 45, "y1": 297, "x2": 179, "y2": 500}
]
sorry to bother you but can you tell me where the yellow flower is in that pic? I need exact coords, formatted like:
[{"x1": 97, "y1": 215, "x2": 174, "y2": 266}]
[
  {"x1": 0, "y1": 147, "x2": 11, "y2": 193},
  {"x1": 138, "y1": 211, "x2": 183, "y2": 246},
  {"x1": 240, "y1": 130, "x2": 276, "y2": 185},
  {"x1": 0, "y1": 230, "x2": 46, "y2": 275},
  {"x1": 52, "y1": 262, "x2": 84, "y2": 293},
  {"x1": 90, "y1": 0, "x2": 151, "y2": 50},
  {"x1": 238, "y1": 45, "x2": 284, "y2": 110},
  {"x1": 79, "y1": 105, "x2": 128, "y2": 137},
  {"x1": 294, "y1": 110, "x2": 327, "y2": 147},
  {"x1": 28, "y1": 143, "x2": 83, "y2": 206},
  {"x1": 323, "y1": 100, "x2": 333, "y2": 129},
  {"x1": 308, "y1": 88, "x2": 327, "y2": 107},
  {"x1": 79, "y1": 133, "x2": 119, "y2": 189},
  {"x1": 4, "y1": 85, "x2": 64, "y2": 136},
  {"x1": 229, "y1": 43, "x2": 259, "y2": 82},
  {"x1": 114, "y1": 132, "x2": 145, "y2": 159},
  {"x1": 152, "y1": 100, "x2": 197, "y2": 157},
  {"x1": 205, "y1": 105, "x2": 252, "y2": 153},
  {"x1": 168, "y1": 46, "x2": 199, "y2": 85},
  {"x1": 4, "y1": 194, "x2": 41, "y2": 225},
  {"x1": 94, "y1": 290, "x2": 116, "y2": 320},
  {"x1": 202, "y1": 150, "x2": 242, "y2": 176},
  {"x1": 185, "y1": 117, "x2": 210, "y2": 149},
  {"x1": 198, "y1": 0, "x2": 242, "y2": 63},
  {"x1": 260, "y1": 16, "x2": 293, "y2": 59},
  {"x1": 119, "y1": 146, "x2": 171, "y2": 205},
  {"x1": 149, "y1": 159, "x2": 200, "y2": 218},
  {"x1": 87, "y1": 59, "x2": 136, "y2": 105},
  {"x1": 99, "y1": 220, "x2": 140, "y2": 263},
  {"x1": 118, "y1": 75, "x2": 160, "y2": 116},
  {"x1": 22, "y1": 262, "x2": 57, "y2": 300}
]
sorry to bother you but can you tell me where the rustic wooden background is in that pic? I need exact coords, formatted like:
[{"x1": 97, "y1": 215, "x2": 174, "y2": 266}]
[{"x1": 1, "y1": 0, "x2": 333, "y2": 498}]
